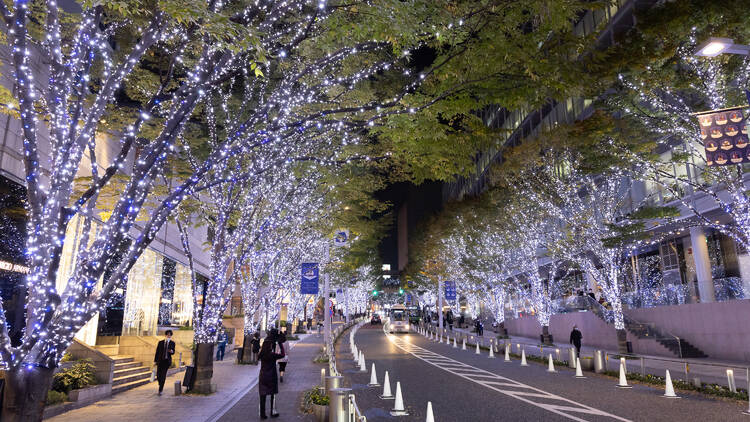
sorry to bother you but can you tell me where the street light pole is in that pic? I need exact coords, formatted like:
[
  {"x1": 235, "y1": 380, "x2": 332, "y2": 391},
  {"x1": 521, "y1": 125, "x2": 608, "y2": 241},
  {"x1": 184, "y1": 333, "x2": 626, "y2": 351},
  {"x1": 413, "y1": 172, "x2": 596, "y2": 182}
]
[
  {"x1": 438, "y1": 278, "x2": 444, "y2": 335},
  {"x1": 324, "y1": 244, "x2": 331, "y2": 349}
]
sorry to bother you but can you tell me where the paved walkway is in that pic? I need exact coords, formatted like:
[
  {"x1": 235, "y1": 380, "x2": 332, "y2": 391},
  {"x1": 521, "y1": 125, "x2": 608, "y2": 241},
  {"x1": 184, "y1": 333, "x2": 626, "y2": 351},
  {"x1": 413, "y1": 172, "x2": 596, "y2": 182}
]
[
  {"x1": 430, "y1": 324, "x2": 750, "y2": 388},
  {"x1": 218, "y1": 334, "x2": 324, "y2": 421},
  {"x1": 47, "y1": 335, "x2": 312, "y2": 422}
]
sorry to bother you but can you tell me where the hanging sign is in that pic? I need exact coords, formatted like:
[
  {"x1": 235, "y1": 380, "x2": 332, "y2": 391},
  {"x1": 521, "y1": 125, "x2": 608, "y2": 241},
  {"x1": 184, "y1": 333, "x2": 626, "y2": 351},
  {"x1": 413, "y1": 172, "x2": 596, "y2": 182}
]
[
  {"x1": 300, "y1": 263, "x2": 319, "y2": 294},
  {"x1": 695, "y1": 106, "x2": 749, "y2": 166},
  {"x1": 444, "y1": 281, "x2": 457, "y2": 301}
]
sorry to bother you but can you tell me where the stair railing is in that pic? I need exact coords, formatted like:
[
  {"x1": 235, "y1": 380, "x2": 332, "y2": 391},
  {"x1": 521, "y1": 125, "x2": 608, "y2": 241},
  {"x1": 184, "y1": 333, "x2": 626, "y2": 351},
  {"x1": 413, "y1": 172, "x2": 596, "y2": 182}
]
[{"x1": 578, "y1": 296, "x2": 685, "y2": 358}]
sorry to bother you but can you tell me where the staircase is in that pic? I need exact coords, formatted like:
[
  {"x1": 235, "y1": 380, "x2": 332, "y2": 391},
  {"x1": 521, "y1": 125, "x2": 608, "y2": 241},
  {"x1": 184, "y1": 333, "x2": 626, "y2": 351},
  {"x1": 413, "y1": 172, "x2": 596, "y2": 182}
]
[
  {"x1": 95, "y1": 344, "x2": 154, "y2": 394},
  {"x1": 624, "y1": 319, "x2": 707, "y2": 358},
  {"x1": 111, "y1": 355, "x2": 153, "y2": 394},
  {"x1": 578, "y1": 296, "x2": 708, "y2": 358}
]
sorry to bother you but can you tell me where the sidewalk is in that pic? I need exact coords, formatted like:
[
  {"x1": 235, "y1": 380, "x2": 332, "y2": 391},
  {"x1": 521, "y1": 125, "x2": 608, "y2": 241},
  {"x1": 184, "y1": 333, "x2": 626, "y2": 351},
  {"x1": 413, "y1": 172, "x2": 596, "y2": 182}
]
[
  {"x1": 434, "y1": 324, "x2": 750, "y2": 388},
  {"x1": 218, "y1": 333, "x2": 324, "y2": 421},
  {"x1": 47, "y1": 335, "x2": 311, "y2": 422}
]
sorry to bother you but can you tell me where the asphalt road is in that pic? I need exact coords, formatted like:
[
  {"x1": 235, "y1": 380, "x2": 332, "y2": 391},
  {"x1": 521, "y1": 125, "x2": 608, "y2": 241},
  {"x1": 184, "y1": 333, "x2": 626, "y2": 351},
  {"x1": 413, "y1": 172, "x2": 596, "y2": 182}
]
[{"x1": 341, "y1": 324, "x2": 746, "y2": 422}]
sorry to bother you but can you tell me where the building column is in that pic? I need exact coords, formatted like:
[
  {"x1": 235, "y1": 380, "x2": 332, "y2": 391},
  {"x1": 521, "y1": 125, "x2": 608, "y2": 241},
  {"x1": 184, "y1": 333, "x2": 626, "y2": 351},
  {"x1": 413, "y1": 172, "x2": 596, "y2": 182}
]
[{"x1": 689, "y1": 226, "x2": 715, "y2": 303}]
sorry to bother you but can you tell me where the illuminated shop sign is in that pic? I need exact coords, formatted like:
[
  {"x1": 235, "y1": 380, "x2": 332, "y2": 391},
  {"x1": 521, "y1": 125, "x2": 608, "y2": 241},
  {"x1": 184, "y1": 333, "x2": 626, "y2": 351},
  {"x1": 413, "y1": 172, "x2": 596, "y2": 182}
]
[{"x1": 0, "y1": 260, "x2": 30, "y2": 274}]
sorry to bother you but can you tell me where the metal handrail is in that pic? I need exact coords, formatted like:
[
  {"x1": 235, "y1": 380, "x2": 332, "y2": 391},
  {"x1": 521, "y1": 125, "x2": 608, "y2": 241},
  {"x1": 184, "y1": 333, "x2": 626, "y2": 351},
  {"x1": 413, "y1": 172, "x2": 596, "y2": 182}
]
[
  {"x1": 329, "y1": 318, "x2": 367, "y2": 422},
  {"x1": 347, "y1": 393, "x2": 367, "y2": 422}
]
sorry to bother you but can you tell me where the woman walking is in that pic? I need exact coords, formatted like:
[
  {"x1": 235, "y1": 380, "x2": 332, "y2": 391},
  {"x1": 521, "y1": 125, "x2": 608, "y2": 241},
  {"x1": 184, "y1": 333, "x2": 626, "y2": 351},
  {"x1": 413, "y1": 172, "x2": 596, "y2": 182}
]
[
  {"x1": 277, "y1": 333, "x2": 289, "y2": 383},
  {"x1": 258, "y1": 331, "x2": 285, "y2": 419}
]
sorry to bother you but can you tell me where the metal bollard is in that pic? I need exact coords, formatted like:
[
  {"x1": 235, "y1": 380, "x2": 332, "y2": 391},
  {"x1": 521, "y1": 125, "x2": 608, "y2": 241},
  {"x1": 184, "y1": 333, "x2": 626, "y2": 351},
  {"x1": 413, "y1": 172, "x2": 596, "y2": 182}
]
[
  {"x1": 640, "y1": 357, "x2": 645, "y2": 377},
  {"x1": 325, "y1": 376, "x2": 343, "y2": 395},
  {"x1": 594, "y1": 350, "x2": 604, "y2": 373},
  {"x1": 727, "y1": 369, "x2": 737, "y2": 393},
  {"x1": 179, "y1": 352, "x2": 183, "y2": 368},
  {"x1": 321, "y1": 368, "x2": 327, "y2": 387},
  {"x1": 174, "y1": 380, "x2": 182, "y2": 396},
  {"x1": 568, "y1": 348, "x2": 577, "y2": 369},
  {"x1": 328, "y1": 388, "x2": 352, "y2": 422}
]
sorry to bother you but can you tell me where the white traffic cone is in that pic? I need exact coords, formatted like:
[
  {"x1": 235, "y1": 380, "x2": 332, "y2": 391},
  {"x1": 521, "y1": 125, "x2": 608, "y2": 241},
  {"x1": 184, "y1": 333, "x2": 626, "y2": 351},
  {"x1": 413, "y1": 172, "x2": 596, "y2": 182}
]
[
  {"x1": 476, "y1": 341, "x2": 481, "y2": 355},
  {"x1": 425, "y1": 401, "x2": 435, "y2": 422},
  {"x1": 489, "y1": 344, "x2": 495, "y2": 358},
  {"x1": 453, "y1": 336, "x2": 457, "y2": 348},
  {"x1": 664, "y1": 370, "x2": 679, "y2": 398},
  {"x1": 504, "y1": 344, "x2": 511, "y2": 362},
  {"x1": 368, "y1": 363, "x2": 380, "y2": 386},
  {"x1": 547, "y1": 354, "x2": 556, "y2": 372},
  {"x1": 520, "y1": 348, "x2": 528, "y2": 366},
  {"x1": 359, "y1": 353, "x2": 367, "y2": 372},
  {"x1": 462, "y1": 338, "x2": 466, "y2": 350},
  {"x1": 616, "y1": 360, "x2": 631, "y2": 388},
  {"x1": 390, "y1": 382, "x2": 409, "y2": 416},
  {"x1": 380, "y1": 371, "x2": 394, "y2": 399},
  {"x1": 575, "y1": 357, "x2": 585, "y2": 378}
]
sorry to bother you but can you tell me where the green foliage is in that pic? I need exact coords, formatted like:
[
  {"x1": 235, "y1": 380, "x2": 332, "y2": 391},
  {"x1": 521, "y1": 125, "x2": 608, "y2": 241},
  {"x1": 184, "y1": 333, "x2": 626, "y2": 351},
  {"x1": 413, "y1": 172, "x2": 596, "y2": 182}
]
[
  {"x1": 52, "y1": 360, "x2": 97, "y2": 394},
  {"x1": 301, "y1": 387, "x2": 329, "y2": 413},
  {"x1": 45, "y1": 390, "x2": 68, "y2": 406}
]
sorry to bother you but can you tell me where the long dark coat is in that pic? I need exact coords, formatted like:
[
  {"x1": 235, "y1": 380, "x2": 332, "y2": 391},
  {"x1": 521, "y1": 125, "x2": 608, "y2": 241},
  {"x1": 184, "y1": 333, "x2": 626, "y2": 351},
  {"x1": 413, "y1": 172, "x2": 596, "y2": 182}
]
[{"x1": 258, "y1": 344, "x2": 284, "y2": 395}]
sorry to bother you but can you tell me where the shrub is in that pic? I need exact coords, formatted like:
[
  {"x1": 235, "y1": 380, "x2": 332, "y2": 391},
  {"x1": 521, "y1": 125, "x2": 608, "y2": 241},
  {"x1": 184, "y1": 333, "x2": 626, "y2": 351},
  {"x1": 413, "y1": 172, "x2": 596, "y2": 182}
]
[
  {"x1": 60, "y1": 353, "x2": 74, "y2": 363},
  {"x1": 52, "y1": 359, "x2": 97, "y2": 393},
  {"x1": 301, "y1": 387, "x2": 329, "y2": 413},
  {"x1": 309, "y1": 388, "x2": 329, "y2": 405},
  {"x1": 46, "y1": 390, "x2": 67, "y2": 405}
]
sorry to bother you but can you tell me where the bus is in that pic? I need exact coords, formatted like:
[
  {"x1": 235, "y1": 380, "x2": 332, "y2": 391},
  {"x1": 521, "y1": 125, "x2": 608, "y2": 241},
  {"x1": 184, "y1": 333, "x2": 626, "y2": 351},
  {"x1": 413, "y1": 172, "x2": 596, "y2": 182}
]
[{"x1": 387, "y1": 304, "x2": 410, "y2": 333}]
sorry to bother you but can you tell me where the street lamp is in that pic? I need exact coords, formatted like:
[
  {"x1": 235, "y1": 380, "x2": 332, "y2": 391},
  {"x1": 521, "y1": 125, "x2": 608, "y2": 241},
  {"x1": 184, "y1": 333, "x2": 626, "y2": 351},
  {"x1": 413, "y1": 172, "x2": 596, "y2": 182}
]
[{"x1": 694, "y1": 37, "x2": 750, "y2": 57}]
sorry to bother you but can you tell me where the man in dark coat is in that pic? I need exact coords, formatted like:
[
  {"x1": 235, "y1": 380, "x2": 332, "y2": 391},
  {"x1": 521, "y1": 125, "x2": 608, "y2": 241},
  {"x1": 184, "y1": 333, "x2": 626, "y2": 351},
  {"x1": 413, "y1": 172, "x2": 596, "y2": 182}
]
[
  {"x1": 258, "y1": 330, "x2": 285, "y2": 419},
  {"x1": 154, "y1": 330, "x2": 176, "y2": 395},
  {"x1": 570, "y1": 325, "x2": 583, "y2": 357}
]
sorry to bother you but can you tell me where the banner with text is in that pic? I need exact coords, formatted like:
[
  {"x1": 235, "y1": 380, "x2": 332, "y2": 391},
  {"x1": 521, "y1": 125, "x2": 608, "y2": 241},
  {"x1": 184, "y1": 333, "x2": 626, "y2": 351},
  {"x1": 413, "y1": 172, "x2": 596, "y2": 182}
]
[{"x1": 301, "y1": 263, "x2": 319, "y2": 295}]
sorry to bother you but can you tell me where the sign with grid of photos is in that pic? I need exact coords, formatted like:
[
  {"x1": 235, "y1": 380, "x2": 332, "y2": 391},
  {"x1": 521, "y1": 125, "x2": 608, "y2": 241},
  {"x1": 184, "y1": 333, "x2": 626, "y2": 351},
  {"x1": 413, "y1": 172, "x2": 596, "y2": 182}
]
[{"x1": 696, "y1": 106, "x2": 749, "y2": 166}]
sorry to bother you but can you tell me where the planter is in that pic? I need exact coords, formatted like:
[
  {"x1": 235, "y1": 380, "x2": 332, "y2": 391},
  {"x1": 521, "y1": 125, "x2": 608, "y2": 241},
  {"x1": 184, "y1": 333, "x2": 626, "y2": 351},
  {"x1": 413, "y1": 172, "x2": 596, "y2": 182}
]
[
  {"x1": 579, "y1": 357, "x2": 594, "y2": 371},
  {"x1": 68, "y1": 383, "x2": 112, "y2": 403},
  {"x1": 312, "y1": 404, "x2": 329, "y2": 422}
]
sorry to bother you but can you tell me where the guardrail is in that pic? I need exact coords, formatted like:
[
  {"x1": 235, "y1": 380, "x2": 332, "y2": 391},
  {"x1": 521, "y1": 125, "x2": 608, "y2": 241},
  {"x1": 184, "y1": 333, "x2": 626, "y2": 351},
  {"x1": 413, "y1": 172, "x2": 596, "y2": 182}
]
[
  {"x1": 423, "y1": 322, "x2": 750, "y2": 389},
  {"x1": 326, "y1": 317, "x2": 368, "y2": 422}
]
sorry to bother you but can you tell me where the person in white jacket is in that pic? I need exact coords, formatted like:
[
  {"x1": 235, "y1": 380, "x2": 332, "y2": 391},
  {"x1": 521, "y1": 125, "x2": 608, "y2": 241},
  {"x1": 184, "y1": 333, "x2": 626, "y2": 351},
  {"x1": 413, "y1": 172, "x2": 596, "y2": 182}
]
[{"x1": 277, "y1": 333, "x2": 289, "y2": 383}]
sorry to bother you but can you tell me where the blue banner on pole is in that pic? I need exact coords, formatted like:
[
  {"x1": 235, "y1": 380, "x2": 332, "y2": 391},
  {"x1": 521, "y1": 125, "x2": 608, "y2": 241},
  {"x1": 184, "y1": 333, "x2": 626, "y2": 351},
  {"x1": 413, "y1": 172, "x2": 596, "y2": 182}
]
[
  {"x1": 301, "y1": 263, "x2": 319, "y2": 294},
  {"x1": 444, "y1": 281, "x2": 457, "y2": 301}
]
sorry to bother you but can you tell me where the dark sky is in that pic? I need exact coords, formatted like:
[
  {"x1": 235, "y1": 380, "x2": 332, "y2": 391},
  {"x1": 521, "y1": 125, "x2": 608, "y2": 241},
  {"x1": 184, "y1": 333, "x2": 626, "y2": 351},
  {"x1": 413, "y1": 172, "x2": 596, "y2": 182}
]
[{"x1": 376, "y1": 180, "x2": 444, "y2": 271}]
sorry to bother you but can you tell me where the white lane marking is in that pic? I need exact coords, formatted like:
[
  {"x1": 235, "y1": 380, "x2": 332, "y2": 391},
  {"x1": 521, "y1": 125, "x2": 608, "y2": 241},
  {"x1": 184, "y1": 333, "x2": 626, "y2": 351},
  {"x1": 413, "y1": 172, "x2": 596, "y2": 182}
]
[{"x1": 385, "y1": 330, "x2": 631, "y2": 422}]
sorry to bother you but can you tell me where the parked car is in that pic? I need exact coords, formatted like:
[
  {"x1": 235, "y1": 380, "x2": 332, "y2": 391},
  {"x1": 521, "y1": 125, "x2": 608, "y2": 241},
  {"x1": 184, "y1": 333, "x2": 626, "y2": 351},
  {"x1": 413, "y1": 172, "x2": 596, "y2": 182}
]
[{"x1": 370, "y1": 314, "x2": 382, "y2": 325}]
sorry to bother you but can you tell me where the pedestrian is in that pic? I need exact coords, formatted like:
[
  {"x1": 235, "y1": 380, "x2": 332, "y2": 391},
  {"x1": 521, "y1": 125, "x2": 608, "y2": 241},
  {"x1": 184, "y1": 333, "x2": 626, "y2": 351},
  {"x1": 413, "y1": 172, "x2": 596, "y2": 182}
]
[
  {"x1": 447, "y1": 311, "x2": 454, "y2": 331},
  {"x1": 306, "y1": 318, "x2": 312, "y2": 331},
  {"x1": 277, "y1": 332, "x2": 289, "y2": 383},
  {"x1": 317, "y1": 320, "x2": 323, "y2": 334},
  {"x1": 259, "y1": 330, "x2": 285, "y2": 419},
  {"x1": 570, "y1": 325, "x2": 582, "y2": 357},
  {"x1": 251, "y1": 332, "x2": 261, "y2": 365},
  {"x1": 459, "y1": 314, "x2": 465, "y2": 328},
  {"x1": 216, "y1": 329, "x2": 227, "y2": 361},
  {"x1": 153, "y1": 329, "x2": 175, "y2": 396},
  {"x1": 479, "y1": 321, "x2": 484, "y2": 337}
]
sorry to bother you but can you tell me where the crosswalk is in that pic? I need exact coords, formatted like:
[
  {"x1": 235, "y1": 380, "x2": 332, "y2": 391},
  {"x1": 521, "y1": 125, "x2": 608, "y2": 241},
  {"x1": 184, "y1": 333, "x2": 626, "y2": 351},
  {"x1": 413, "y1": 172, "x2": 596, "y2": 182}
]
[{"x1": 386, "y1": 332, "x2": 632, "y2": 422}]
